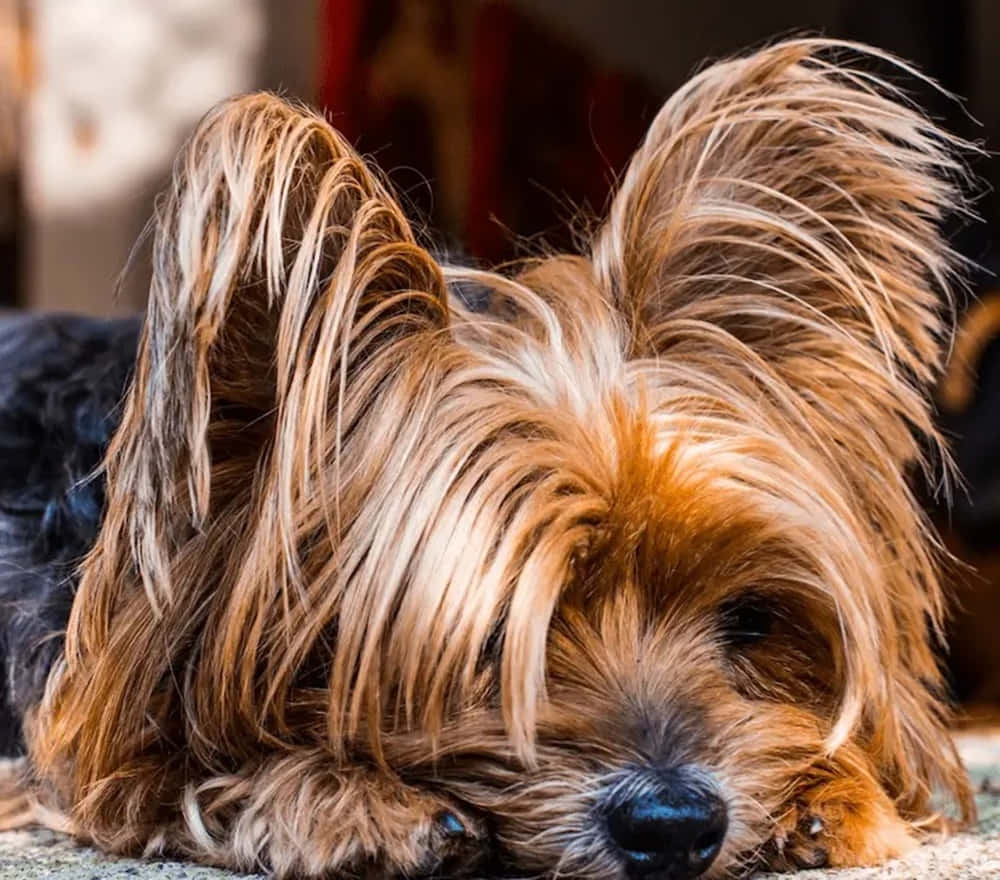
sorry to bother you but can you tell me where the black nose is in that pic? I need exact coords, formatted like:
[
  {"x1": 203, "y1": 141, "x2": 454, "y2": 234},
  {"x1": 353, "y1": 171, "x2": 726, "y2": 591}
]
[{"x1": 605, "y1": 772, "x2": 727, "y2": 879}]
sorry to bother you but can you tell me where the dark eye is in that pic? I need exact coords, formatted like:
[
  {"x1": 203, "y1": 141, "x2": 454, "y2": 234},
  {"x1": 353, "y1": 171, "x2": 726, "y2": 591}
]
[
  {"x1": 476, "y1": 619, "x2": 506, "y2": 674},
  {"x1": 719, "y1": 594, "x2": 775, "y2": 647}
]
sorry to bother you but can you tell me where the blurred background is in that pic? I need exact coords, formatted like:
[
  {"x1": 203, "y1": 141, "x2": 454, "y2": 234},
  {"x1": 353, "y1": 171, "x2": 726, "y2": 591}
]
[{"x1": 0, "y1": 0, "x2": 998, "y2": 708}]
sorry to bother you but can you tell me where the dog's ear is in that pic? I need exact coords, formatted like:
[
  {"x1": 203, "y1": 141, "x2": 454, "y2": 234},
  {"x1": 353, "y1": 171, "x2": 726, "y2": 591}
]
[
  {"x1": 592, "y1": 42, "x2": 974, "y2": 822},
  {"x1": 594, "y1": 40, "x2": 967, "y2": 471},
  {"x1": 43, "y1": 94, "x2": 457, "y2": 804},
  {"x1": 117, "y1": 92, "x2": 450, "y2": 615}
]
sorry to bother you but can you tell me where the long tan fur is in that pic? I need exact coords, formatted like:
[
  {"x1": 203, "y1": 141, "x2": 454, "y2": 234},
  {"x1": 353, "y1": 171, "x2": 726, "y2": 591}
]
[{"x1": 21, "y1": 40, "x2": 975, "y2": 878}]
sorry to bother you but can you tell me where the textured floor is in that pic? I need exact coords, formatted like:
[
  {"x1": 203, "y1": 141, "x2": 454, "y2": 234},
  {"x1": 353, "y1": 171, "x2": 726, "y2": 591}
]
[{"x1": 0, "y1": 731, "x2": 997, "y2": 879}]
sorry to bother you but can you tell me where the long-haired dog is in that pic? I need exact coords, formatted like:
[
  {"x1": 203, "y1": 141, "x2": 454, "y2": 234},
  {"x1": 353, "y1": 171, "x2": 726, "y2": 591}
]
[{"x1": 0, "y1": 40, "x2": 979, "y2": 879}]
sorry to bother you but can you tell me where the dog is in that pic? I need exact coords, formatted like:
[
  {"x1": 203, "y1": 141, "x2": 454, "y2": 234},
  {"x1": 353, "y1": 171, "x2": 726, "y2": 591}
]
[{"x1": 0, "y1": 39, "x2": 979, "y2": 879}]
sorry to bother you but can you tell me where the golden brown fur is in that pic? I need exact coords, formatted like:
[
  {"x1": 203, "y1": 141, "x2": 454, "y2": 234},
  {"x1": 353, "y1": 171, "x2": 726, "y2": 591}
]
[{"x1": 4, "y1": 39, "x2": 977, "y2": 878}]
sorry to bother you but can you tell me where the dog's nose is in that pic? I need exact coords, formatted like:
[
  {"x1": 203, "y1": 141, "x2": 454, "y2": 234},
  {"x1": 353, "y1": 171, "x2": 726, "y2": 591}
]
[{"x1": 605, "y1": 775, "x2": 727, "y2": 878}]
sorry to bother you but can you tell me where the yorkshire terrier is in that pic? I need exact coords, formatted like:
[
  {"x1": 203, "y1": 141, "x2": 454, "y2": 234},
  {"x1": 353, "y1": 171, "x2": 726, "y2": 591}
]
[{"x1": 0, "y1": 39, "x2": 978, "y2": 879}]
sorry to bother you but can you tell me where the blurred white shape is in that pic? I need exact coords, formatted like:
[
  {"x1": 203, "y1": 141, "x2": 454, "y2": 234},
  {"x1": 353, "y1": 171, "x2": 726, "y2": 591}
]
[{"x1": 25, "y1": 0, "x2": 263, "y2": 214}]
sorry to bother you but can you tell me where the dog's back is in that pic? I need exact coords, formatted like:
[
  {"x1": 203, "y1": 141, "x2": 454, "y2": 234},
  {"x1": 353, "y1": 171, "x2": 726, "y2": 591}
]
[{"x1": 0, "y1": 314, "x2": 140, "y2": 754}]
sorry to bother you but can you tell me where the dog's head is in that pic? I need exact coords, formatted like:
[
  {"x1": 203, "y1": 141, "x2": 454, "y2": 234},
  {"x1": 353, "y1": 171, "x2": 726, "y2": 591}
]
[{"x1": 35, "y1": 41, "x2": 973, "y2": 879}]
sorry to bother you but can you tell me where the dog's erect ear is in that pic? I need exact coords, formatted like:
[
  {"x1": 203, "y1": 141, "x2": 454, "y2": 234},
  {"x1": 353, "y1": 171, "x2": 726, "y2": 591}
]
[
  {"x1": 593, "y1": 41, "x2": 974, "y2": 823},
  {"x1": 44, "y1": 93, "x2": 458, "y2": 802},
  {"x1": 594, "y1": 40, "x2": 967, "y2": 471},
  {"x1": 118, "y1": 92, "x2": 450, "y2": 615}
]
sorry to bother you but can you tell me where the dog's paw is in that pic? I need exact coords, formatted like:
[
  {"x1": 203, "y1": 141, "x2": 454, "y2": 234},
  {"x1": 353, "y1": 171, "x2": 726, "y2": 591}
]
[
  {"x1": 412, "y1": 801, "x2": 489, "y2": 877},
  {"x1": 765, "y1": 788, "x2": 914, "y2": 871},
  {"x1": 361, "y1": 789, "x2": 489, "y2": 879},
  {"x1": 768, "y1": 809, "x2": 831, "y2": 870},
  {"x1": 234, "y1": 757, "x2": 490, "y2": 879}
]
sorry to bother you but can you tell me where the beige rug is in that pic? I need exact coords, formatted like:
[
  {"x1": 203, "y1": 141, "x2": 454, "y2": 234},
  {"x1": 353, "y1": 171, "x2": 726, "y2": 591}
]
[{"x1": 0, "y1": 731, "x2": 997, "y2": 878}]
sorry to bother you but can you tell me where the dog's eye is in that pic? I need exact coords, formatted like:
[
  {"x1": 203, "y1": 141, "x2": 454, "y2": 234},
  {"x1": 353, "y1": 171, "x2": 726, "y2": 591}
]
[
  {"x1": 477, "y1": 621, "x2": 505, "y2": 673},
  {"x1": 718, "y1": 594, "x2": 775, "y2": 647}
]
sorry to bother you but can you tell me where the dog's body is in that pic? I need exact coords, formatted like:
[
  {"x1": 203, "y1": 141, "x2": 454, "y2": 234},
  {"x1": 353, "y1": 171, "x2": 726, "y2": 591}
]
[{"x1": 0, "y1": 41, "x2": 979, "y2": 880}]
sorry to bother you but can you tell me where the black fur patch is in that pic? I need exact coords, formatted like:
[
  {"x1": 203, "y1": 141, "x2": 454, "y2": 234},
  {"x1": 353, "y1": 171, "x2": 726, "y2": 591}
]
[{"x1": 0, "y1": 313, "x2": 140, "y2": 754}]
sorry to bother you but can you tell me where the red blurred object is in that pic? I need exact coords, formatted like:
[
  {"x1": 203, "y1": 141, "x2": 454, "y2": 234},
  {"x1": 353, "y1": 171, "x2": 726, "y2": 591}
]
[
  {"x1": 318, "y1": 0, "x2": 364, "y2": 142},
  {"x1": 317, "y1": 0, "x2": 658, "y2": 262}
]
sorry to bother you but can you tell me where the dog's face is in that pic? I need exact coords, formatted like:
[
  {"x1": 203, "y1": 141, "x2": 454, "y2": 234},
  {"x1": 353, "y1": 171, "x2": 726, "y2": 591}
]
[
  {"x1": 28, "y1": 41, "x2": 974, "y2": 880},
  {"x1": 398, "y1": 446, "x2": 847, "y2": 877},
  {"x1": 373, "y1": 325, "x2": 910, "y2": 878}
]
